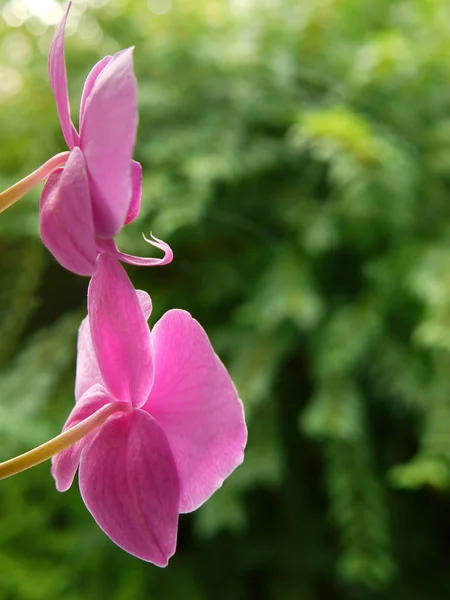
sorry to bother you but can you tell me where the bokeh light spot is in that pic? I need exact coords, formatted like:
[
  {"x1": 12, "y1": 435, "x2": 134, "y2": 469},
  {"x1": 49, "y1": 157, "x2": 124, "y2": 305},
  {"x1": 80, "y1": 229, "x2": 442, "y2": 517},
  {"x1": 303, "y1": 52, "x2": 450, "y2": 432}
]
[{"x1": 148, "y1": 0, "x2": 172, "y2": 16}]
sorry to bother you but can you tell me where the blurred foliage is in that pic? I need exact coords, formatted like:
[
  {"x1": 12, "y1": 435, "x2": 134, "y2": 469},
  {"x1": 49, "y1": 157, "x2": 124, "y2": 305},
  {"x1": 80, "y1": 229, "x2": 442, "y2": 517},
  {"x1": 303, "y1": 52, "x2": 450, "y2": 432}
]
[{"x1": 2, "y1": 0, "x2": 450, "y2": 598}]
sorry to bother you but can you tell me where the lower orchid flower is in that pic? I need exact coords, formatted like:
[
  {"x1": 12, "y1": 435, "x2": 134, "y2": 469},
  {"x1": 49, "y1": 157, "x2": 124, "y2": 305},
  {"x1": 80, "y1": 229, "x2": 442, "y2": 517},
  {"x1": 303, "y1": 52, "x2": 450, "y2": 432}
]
[
  {"x1": 0, "y1": 1, "x2": 171, "y2": 276},
  {"x1": 0, "y1": 254, "x2": 247, "y2": 565}
]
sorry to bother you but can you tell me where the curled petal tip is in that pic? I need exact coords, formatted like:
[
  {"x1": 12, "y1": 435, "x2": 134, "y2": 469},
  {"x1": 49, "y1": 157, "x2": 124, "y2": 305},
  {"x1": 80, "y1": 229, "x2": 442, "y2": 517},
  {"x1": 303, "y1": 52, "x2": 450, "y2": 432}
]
[
  {"x1": 142, "y1": 233, "x2": 174, "y2": 265},
  {"x1": 96, "y1": 236, "x2": 173, "y2": 268},
  {"x1": 142, "y1": 231, "x2": 167, "y2": 246}
]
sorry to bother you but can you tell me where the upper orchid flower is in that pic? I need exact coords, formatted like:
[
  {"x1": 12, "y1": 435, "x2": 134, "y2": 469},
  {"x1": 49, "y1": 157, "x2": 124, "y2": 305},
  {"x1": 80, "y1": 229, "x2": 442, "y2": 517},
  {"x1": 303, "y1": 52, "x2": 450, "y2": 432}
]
[
  {"x1": 0, "y1": 254, "x2": 247, "y2": 565},
  {"x1": 0, "y1": 1, "x2": 171, "y2": 275}
]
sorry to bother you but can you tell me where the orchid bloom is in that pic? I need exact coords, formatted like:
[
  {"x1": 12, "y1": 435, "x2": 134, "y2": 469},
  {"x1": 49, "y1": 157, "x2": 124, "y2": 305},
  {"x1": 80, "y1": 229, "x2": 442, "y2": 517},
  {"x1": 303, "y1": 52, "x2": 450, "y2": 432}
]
[
  {"x1": 0, "y1": 1, "x2": 171, "y2": 276},
  {"x1": 0, "y1": 254, "x2": 247, "y2": 565}
]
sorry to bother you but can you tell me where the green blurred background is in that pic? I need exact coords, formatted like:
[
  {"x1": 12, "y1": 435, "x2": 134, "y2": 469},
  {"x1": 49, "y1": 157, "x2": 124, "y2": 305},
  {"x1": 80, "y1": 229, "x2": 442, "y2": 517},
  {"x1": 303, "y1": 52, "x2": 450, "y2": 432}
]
[{"x1": 1, "y1": 0, "x2": 450, "y2": 597}]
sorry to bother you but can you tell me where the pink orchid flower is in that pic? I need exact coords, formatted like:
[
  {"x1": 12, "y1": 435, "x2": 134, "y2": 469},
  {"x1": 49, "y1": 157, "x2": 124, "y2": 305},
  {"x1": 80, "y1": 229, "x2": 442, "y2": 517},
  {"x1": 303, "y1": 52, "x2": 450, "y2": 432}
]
[
  {"x1": 0, "y1": 1, "x2": 171, "y2": 276},
  {"x1": 50, "y1": 253, "x2": 247, "y2": 565}
]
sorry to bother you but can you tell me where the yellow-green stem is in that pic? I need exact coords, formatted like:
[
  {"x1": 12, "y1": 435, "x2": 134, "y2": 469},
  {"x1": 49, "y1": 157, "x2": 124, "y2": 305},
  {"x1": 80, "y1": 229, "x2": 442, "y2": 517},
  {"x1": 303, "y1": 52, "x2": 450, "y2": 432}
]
[
  {"x1": 0, "y1": 151, "x2": 71, "y2": 214},
  {"x1": 0, "y1": 401, "x2": 130, "y2": 481}
]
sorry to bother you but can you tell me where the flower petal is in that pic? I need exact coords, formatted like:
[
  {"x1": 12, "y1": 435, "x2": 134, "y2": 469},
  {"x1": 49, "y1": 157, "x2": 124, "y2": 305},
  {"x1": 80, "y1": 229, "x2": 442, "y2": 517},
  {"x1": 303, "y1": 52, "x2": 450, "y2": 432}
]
[
  {"x1": 79, "y1": 409, "x2": 180, "y2": 566},
  {"x1": 39, "y1": 147, "x2": 97, "y2": 276},
  {"x1": 137, "y1": 290, "x2": 152, "y2": 321},
  {"x1": 88, "y1": 254, "x2": 153, "y2": 407},
  {"x1": 48, "y1": 1, "x2": 79, "y2": 149},
  {"x1": 144, "y1": 310, "x2": 247, "y2": 513},
  {"x1": 79, "y1": 55, "x2": 113, "y2": 124},
  {"x1": 75, "y1": 317, "x2": 104, "y2": 401},
  {"x1": 97, "y1": 234, "x2": 173, "y2": 268},
  {"x1": 76, "y1": 290, "x2": 152, "y2": 401},
  {"x1": 80, "y1": 48, "x2": 138, "y2": 237},
  {"x1": 52, "y1": 385, "x2": 111, "y2": 492},
  {"x1": 124, "y1": 160, "x2": 142, "y2": 225}
]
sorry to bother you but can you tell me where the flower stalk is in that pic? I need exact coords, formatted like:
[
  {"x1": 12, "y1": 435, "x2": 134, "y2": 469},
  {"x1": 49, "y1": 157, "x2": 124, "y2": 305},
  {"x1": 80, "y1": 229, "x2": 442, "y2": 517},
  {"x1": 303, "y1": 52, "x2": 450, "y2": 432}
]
[
  {"x1": 0, "y1": 151, "x2": 70, "y2": 214},
  {"x1": 0, "y1": 401, "x2": 129, "y2": 481}
]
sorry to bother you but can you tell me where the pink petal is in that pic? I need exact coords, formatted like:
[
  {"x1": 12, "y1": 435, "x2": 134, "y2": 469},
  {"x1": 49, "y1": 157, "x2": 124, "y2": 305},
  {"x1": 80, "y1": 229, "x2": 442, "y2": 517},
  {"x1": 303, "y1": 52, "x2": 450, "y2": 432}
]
[
  {"x1": 52, "y1": 385, "x2": 111, "y2": 492},
  {"x1": 97, "y1": 235, "x2": 173, "y2": 268},
  {"x1": 124, "y1": 160, "x2": 142, "y2": 225},
  {"x1": 80, "y1": 48, "x2": 138, "y2": 237},
  {"x1": 137, "y1": 290, "x2": 152, "y2": 321},
  {"x1": 75, "y1": 290, "x2": 152, "y2": 401},
  {"x1": 144, "y1": 310, "x2": 247, "y2": 513},
  {"x1": 88, "y1": 254, "x2": 153, "y2": 407},
  {"x1": 79, "y1": 409, "x2": 180, "y2": 566},
  {"x1": 48, "y1": 1, "x2": 79, "y2": 149},
  {"x1": 79, "y1": 55, "x2": 113, "y2": 124},
  {"x1": 39, "y1": 147, "x2": 97, "y2": 276},
  {"x1": 75, "y1": 317, "x2": 104, "y2": 401}
]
